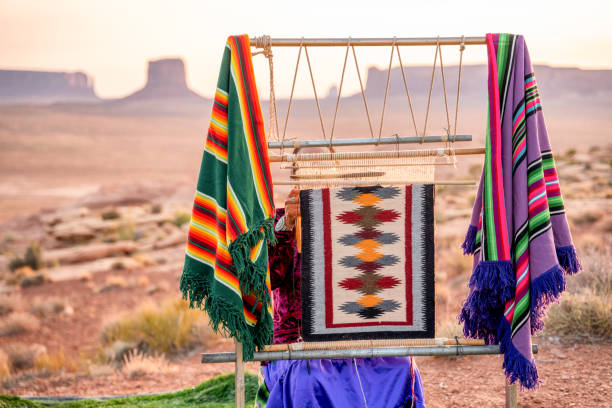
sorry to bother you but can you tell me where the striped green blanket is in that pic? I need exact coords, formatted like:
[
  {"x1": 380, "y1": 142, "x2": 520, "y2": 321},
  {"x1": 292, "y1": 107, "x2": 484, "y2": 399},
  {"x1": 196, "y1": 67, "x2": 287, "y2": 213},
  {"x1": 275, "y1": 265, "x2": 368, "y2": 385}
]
[{"x1": 180, "y1": 34, "x2": 275, "y2": 359}]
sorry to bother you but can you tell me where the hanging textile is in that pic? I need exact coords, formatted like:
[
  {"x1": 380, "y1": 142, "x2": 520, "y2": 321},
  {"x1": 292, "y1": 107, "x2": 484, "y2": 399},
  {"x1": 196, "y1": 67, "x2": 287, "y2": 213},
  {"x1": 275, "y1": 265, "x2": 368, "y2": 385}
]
[
  {"x1": 300, "y1": 185, "x2": 435, "y2": 341},
  {"x1": 180, "y1": 34, "x2": 276, "y2": 360},
  {"x1": 459, "y1": 33, "x2": 581, "y2": 389},
  {"x1": 269, "y1": 208, "x2": 302, "y2": 345}
]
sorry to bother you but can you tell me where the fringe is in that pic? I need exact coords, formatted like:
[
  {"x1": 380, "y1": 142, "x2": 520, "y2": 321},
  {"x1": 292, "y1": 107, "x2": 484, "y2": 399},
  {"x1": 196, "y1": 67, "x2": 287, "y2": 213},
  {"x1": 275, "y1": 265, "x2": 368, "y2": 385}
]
[
  {"x1": 179, "y1": 260, "x2": 212, "y2": 309},
  {"x1": 556, "y1": 245, "x2": 582, "y2": 275},
  {"x1": 229, "y1": 217, "x2": 276, "y2": 298},
  {"x1": 180, "y1": 216, "x2": 276, "y2": 361},
  {"x1": 468, "y1": 260, "x2": 515, "y2": 301},
  {"x1": 458, "y1": 260, "x2": 514, "y2": 344},
  {"x1": 457, "y1": 301, "x2": 501, "y2": 345},
  {"x1": 498, "y1": 319, "x2": 540, "y2": 390},
  {"x1": 530, "y1": 264, "x2": 566, "y2": 333},
  {"x1": 461, "y1": 224, "x2": 478, "y2": 255}
]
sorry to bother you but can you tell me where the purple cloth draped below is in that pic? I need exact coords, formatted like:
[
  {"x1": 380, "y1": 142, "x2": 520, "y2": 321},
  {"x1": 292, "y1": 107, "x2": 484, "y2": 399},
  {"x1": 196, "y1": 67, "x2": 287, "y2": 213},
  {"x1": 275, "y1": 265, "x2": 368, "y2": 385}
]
[{"x1": 263, "y1": 209, "x2": 426, "y2": 407}]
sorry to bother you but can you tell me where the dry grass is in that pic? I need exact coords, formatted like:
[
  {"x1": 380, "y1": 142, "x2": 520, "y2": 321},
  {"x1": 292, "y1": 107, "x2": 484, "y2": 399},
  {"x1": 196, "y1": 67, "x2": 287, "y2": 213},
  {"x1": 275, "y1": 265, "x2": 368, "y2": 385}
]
[
  {"x1": 571, "y1": 210, "x2": 605, "y2": 226},
  {"x1": 4, "y1": 343, "x2": 46, "y2": 371},
  {"x1": 30, "y1": 297, "x2": 67, "y2": 317},
  {"x1": 121, "y1": 349, "x2": 176, "y2": 378},
  {"x1": 101, "y1": 298, "x2": 218, "y2": 357},
  {"x1": 0, "y1": 349, "x2": 9, "y2": 379},
  {"x1": 436, "y1": 319, "x2": 465, "y2": 339},
  {"x1": 0, "y1": 294, "x2": 22, "y2": 317},
  {"x1": 545, "y1": 245, "x2": 612, "y2": 342},
  {"x1": 0, "y1": 312, "x2": 40, "y2": 336},
  {"x1": 95, "y1": 275, "x2": 127, "y2": 293},
  {"x1": 440, "y1": 250, "x2": 473, "y2": 280},
  {"x1": 173, "y1": 211, "x2": 191, "y2": 228},
  {"x1": 8, "y1": 241, "x2": 43, "y2": 272},
  {"x1": 545, "y1": 294, "x2": 612, "y2": 341},
  {"x1": 35, "y1": 349, "x2": 78, "y2": 374}
]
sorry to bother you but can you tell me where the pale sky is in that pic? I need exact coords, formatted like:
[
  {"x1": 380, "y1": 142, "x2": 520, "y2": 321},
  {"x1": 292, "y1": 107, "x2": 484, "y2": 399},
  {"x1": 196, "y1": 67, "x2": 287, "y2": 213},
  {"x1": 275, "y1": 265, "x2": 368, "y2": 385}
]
[{"x1": 1, "y1": 0, "x2": 610, "y2": 99}]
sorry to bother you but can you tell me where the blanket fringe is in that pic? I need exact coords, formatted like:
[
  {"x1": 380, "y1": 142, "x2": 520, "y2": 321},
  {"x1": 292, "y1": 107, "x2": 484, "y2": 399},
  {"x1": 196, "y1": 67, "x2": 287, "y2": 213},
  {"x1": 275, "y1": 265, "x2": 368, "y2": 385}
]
[
  {"x1": 229, "y1": 217, "x2": 276, "y2": 298},
  {"x1": 461, "y1": 225, "x2": 478, "y2": 255},
  {"x1": 530, "y1": 264, "x2": 566, "y2": 333},
  {"x1": 458, "y1": 260, "x2": 513, "y2": 344},
  {"x1": 457, "y1": 301, "x2": 500, "y2": 345},
  {"x1": 498, "y1": 319, "x2": 540, "y2": 390},
  {"x1": 556, "y1": 245, "x2": 581, "y2": 275},
  {"x1": 180, "y1": 216, "x2": 276, "y2": 360}
]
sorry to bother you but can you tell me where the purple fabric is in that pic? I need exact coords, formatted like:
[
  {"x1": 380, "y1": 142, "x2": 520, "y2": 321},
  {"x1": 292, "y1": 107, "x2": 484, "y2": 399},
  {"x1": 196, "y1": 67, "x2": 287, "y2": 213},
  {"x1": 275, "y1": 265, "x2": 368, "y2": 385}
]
[
  {"x1": 458, "y1": 34, "x2": 581, "y2": 389},
  {"x1": 269, "y1": 208, "x2": 302, "y2": 344},
  {"x1": 263, "y1": 357, "x2": 426, "y2": 408}
]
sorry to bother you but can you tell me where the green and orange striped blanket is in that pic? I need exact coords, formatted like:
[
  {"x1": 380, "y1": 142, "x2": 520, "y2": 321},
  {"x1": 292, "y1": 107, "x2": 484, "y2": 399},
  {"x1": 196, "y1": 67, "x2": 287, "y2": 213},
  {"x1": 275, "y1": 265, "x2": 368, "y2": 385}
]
[{"x1": 180, "y1": 34, "x2": 275, "y2": 359}]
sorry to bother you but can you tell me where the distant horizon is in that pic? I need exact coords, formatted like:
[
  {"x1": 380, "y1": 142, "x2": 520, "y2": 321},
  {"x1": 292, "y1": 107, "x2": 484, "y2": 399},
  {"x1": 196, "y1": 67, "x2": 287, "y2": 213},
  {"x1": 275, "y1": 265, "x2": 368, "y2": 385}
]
[{"x1": 2, "y1": 60, "x2": 611, "y2": 101}]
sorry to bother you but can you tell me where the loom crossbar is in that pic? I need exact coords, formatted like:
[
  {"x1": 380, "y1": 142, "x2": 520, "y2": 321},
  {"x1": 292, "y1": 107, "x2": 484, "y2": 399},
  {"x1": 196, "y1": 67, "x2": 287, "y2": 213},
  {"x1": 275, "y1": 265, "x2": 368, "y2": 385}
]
[
  {"x1": 270, "y1": 147, "x2": 484, "y2": 162},
  {"x1": 268, "y1": 134, "x2": 472, "y2": 149},
  {"x1": 251, "y1": 36, "x2": 486, "y2": 47},
  {"x1": 201, "y1": 344, "x2": 538, "y2": 363}
]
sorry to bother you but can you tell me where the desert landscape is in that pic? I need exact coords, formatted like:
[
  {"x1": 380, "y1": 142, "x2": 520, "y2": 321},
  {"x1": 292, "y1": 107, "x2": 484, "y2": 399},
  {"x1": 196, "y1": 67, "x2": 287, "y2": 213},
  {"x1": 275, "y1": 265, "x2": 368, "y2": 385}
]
[{"x1": 0, "y1": 54, "x2": 611, "y2": 407}]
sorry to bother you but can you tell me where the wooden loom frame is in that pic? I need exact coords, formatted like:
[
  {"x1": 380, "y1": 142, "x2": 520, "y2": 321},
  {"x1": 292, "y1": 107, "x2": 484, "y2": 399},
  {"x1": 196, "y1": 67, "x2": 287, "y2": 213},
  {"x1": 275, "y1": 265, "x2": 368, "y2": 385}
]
[{"x1": 199, "y1": 35, "x2": 530, "y2": 408}]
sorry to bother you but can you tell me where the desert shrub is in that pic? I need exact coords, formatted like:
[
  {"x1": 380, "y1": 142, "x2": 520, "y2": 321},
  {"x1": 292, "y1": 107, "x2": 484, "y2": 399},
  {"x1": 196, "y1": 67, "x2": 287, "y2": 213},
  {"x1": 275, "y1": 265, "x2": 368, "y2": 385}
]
[
  {"x1": 436, "y1": 319, "x2": 464, "y2": 339},
  {"x1": 101, "y1": 208, "x2": 121, "y2": 220},
  {"x1": 4, "y1": 344, "x2": 46, "y2": 371},
  {"x1": 173, "y1": 211, "x2": 191, "y2": 228},
  {"x1": 0, "y1": 349, "x2": 9, "y2": 379},
  {"x1": 118, "y1": 221, "x2": 135, "y2": 241},
  {"x1": 121, "y1": 349, "x2": 175, "y2": 378},
  {"x1": 35, "y1": 349, "x2": 77, "y2": 374},
  {"x1": 545, "y1": 245, "x2": 612, "y2": 342},
  {"x1": 0, "y1": 295, "x2": 21, "y2": 317},
  {"x1": 0, "y1": 312, "x2": 40, "y2": 337},
  {"x1": 151, "y1": 203, "x2": 163, "y2": 214},
  {"x1": 442, "y1": 250, "x2": 473, "y2": 279},
  {"x1": 545, "y1": 294, "x2": 612, "y2": 341},
  {"x1": 95, "y1": 275, "x2": 127, "y2": 293},
  {"x1": 572, "y1": 210, "x2": 604, "y2": 225},
  {"x1": 8, "y1": 241, "x2": 43, "y2": 272},
  {"x1": 30, "y1": 297, "x2": 66, "y2": 317},
  {"x1": 100, "y1": 298, "x2": 218, "y2": 356}
]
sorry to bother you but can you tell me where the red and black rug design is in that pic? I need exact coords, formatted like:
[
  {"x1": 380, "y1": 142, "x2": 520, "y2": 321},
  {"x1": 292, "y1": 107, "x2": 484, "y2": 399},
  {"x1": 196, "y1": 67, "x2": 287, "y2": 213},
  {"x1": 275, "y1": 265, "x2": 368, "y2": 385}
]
[{"x1": 300, "y1": 185, "x2": 434, "y2": 341}]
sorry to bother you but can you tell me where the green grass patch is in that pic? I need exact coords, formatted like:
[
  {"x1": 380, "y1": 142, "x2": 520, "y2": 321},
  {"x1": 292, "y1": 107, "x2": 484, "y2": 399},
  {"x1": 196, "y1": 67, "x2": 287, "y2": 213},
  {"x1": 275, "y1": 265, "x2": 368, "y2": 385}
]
[{"x1": 0, "y1": 373, "x2": 258, "y2": 407}]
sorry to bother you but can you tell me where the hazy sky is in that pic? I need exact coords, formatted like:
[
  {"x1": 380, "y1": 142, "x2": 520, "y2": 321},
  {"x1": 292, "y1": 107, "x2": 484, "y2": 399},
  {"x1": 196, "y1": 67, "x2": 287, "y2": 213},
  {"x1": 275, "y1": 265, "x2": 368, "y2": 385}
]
[{"x1": 1, "y1": 0, "x2": 610, "y2": 98}]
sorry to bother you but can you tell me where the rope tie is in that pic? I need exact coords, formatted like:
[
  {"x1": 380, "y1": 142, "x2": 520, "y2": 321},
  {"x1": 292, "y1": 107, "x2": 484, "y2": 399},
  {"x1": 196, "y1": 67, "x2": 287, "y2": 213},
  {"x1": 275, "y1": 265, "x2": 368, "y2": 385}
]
[
  {"x1": 280, "y1": 37, "x2": 304, "y2": 156},
  {"x1": 438, "y1": 39, "x2": 452, "y2": 140},
  {"x1": 330, "y1": 36, "x2": 352, "y2": 147},
  {"x1": 304, "y1": 45, "x2": 329, "y2": 148},
  {"x1": 352, "y1": 44, "x2": 375, "y2": 140},
  {"x1": 378, "y1": 36, "x2": 397, "y2": 145},
  {"x1": 422, "y1": 36, "x2": 440, "y2": 143},
  {"x1": 396, "y1": 42, "x2": 420, "y2": 138},
  {"x1": 453, "y1": 35, "x2": 466, "y2": 142}
]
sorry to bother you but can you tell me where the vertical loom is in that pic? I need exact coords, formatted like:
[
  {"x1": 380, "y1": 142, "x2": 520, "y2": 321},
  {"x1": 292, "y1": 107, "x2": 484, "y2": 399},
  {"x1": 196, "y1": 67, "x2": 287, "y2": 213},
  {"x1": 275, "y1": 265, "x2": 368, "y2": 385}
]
[{"x1": 199, "y1": 36, "x2": 530, "y2": 408}]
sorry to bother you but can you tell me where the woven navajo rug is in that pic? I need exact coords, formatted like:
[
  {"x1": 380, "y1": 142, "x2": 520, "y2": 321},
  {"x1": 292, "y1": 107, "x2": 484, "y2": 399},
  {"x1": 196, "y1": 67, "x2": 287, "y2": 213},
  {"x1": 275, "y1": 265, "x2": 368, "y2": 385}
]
[{"x1": 300, "y1": 185, "x2": 435, "y2": 341}]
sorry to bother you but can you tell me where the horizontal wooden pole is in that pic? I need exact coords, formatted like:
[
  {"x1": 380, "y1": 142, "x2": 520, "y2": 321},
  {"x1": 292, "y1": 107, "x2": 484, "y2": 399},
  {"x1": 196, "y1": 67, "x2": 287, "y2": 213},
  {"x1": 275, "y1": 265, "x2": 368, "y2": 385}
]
[
  {"x1": 264, "y1": 338, "x2": 484, "y2": 352},
  {"x1": 269, "y1": 147, "x2": 485, "y2": 162},
  {"x1": 268, "y1": 135, "x2": 472, "y2": 149},
  {"x1": 251, "y1": 36, "x2": 486, "y2": 48},
  {"x1": 202, "y1": 344, "x2": 538, "y2": 363},
  {"x1": 273, "y1": 179, "x2": 476, "y2": 186}
]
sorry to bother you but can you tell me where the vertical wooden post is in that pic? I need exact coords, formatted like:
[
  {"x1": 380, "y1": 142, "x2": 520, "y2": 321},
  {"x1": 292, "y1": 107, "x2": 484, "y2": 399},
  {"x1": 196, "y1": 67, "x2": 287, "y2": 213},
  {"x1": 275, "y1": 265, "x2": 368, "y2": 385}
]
[
  {"x1": 505, "y1": 378, "x2": 518, "y2": 408},
  {"x1": 235, "y1": 340, "x2": 245, "y2": 408}
]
